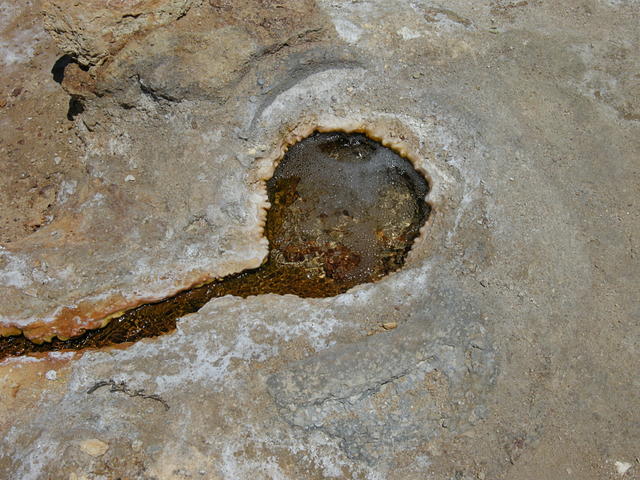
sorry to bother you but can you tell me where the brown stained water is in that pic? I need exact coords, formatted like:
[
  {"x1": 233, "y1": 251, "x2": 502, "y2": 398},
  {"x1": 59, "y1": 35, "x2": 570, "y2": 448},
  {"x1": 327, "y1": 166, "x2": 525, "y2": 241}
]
[{"x1": 0, "y1": 132, "x2": 430, "y2": 359}]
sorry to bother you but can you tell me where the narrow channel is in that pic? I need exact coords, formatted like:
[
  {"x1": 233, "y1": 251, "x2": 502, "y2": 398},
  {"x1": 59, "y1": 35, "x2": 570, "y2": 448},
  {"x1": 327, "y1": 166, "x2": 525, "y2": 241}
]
[{"x1": 0, "y1": 132, "x2": 430, "y2": 359}]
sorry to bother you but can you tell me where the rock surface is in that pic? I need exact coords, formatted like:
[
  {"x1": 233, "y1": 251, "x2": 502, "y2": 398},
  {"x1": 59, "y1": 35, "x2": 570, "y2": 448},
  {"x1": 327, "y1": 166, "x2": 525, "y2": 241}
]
[
  {"x1": 42, "y1": 0, "x2": 196, "y2": 67},
  {"x1": 0, "y1": 0, "x2": 638, "y2": 479},
  {"x1": 79, "y1": 439, "x2": 109, "y2": 457}
]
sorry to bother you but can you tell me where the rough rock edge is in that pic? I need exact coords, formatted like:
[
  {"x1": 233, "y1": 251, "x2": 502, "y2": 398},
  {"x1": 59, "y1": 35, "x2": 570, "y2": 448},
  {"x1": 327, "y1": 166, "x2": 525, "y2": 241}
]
[
  {"x1": 0, "y1": 119, "x2": 438, "y2": 345},
  {"x1": 41, "y1": 0, "x2": 197, "y2": 68}
]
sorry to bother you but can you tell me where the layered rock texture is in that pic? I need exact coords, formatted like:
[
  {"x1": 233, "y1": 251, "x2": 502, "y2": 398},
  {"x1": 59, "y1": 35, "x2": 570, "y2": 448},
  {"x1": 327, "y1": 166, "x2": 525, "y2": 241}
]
[
  {"x1": 0, "y1": 0, "x2": 638, "y2": 478},
  {"x1": 42, "y1": 0, "x2": 196, "y2": 67}
]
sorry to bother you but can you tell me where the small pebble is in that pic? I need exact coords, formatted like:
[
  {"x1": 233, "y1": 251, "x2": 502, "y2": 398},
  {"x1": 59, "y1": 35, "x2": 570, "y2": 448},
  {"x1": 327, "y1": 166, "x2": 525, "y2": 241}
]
[
  {"x1": 80, "y1": 439, "x2": 109, "y2": 457},
  {"x1": 45, "y1": 370, "x2": 57, "y2": 381},
  {"x1": 615, "y1": 461, "x2": 632, "y2": 475},
  {"x1": 124, "y1": 174, "x2": 136, "y2": 182},
  {"x1": 382, "y1": 322, "x2": 397, "y2": 330}
]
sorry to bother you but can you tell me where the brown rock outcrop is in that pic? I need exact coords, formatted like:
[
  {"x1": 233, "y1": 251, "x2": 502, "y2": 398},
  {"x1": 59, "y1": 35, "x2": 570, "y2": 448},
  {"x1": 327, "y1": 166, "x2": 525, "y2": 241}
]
[{"x1": 42, "y1": 0, "x2": 195, "y2": 67}]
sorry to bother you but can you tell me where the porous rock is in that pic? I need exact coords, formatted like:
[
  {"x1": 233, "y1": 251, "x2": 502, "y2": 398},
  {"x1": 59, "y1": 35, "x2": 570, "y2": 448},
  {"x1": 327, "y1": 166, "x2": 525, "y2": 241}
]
[
  {"x1": 0, "y1": 0, "x2": 638, "y2": 478},
  {"x1": 42, "y1": 0, "x2": 195, "y2": 67}
]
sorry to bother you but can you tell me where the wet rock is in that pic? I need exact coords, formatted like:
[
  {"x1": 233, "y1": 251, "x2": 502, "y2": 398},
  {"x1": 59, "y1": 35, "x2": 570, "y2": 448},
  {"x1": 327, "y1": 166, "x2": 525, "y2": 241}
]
[
  {"x1": 0, "y1": 0, "x2": 638, "y2": 478},
  {"x1": 0, "y1": 0, "x2": 337, "y2": 342}
]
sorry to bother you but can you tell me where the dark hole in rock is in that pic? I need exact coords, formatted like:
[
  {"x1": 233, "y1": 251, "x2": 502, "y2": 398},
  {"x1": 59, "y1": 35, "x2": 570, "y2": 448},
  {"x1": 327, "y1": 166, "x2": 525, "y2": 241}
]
[
  {"x1": 51, "y1": 54, "x2": 88, "y2": 84},
  {"x1": 51, "y1": 55, "x2": 75, "y2": 84},
  {"x1": 67, "y1": 97, "x2": 85, "y2": 121},
  {"x1": 0, "y1": 132, "x2": 430, "y2": 359}
]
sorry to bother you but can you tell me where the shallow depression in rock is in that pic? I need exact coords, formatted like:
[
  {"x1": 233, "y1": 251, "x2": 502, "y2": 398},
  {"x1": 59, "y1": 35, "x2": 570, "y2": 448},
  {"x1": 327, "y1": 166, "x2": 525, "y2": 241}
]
[{"x1": 0, "y1": 132, "x2": 430, "y2": 359}]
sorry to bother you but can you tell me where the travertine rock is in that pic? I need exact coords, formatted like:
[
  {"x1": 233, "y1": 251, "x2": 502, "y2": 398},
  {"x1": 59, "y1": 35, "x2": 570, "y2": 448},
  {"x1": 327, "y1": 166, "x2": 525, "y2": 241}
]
[
  {"x1": 0, "y1": 0, "x2": 639, "y2": 478},
  {"x1": 42, "y1": 0, "x2": 195, "y2": 67},
  {"x1": 79, "y1": 439, "x2": 109, "y2": 457},
  {"x1": 0, "y1": 0, "x2": 338, "y2": 343}
]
